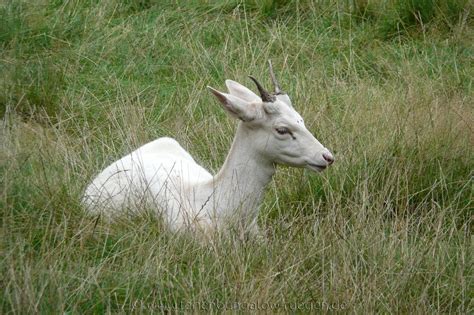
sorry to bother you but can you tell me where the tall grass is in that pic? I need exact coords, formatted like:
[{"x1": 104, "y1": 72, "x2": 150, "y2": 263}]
[{"x1": 1, "y1": 0, "x2": 472, "y2": 313}]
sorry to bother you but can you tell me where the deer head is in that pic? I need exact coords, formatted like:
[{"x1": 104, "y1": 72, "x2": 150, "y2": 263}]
[{"x1": 208, "y1": 61, "x2": 334, "y2": 172}]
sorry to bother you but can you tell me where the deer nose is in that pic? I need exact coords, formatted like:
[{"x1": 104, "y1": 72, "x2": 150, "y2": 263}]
[{"x1": 323, "y1": 151, "x2": 334, "y2": 165}]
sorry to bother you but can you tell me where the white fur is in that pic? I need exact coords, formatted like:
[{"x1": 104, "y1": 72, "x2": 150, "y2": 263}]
[{"x1": 82, "y1": 79, "x2": 333, "y2": 235}]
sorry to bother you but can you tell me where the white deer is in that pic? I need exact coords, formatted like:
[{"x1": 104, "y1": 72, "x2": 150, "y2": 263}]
[{"x1": 82, "y1": 61, "x2": 334, "y2": 237}]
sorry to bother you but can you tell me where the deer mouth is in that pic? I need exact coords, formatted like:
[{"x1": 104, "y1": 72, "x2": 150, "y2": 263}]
[{"x1": 306, "y1": 162, "x2": 327, "y2": 172}]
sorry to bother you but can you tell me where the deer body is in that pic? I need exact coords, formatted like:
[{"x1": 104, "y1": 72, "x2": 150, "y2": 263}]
[
  {"x1": 83, "y1": 132, "x2": 273, "y2": 233},
  {"x1": 83, "y1": 63, "x2": 334, "y2": 235}
]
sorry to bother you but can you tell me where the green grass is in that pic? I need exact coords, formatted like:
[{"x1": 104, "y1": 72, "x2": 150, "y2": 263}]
[{"x1": 1, "y1": 0, "x2": 473, "y2": 313}]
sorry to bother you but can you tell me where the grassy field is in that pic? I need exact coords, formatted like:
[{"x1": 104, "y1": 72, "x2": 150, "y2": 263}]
[{"x1": 1, "y1": 0, "x2": 473, "y2": 313}]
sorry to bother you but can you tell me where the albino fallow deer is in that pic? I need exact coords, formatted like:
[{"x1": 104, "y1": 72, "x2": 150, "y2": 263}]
[{"x1": 82, "y1": 61, "x2": 334, "y2": 237}]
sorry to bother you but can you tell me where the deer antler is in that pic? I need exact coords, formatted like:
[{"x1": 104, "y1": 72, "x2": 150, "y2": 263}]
[
  {"x1": 268, "y1": 60, "x2": 283, "y2": 95},
  {"x1": 248, "y1": 75, "x2": 276, "y2": 102}
]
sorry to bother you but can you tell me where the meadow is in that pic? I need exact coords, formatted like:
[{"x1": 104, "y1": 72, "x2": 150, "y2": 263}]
[{"x1": 1, "y1": 0, "x2": 473, "y2": 313}]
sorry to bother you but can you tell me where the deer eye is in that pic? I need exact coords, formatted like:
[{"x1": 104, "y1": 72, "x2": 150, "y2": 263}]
[{"x1": 275, "y1": 127, "x2": 290, "y2": 135}]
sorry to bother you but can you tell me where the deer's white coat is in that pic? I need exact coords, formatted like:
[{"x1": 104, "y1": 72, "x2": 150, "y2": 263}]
[{"x1": 82, "y1": 78, "x2": 333, "y2": 235}]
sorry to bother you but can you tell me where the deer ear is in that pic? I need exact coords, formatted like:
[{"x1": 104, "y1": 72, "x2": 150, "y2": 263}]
[
  {"x1": 207, "y1": 86, "x2": 256, "y2": 121},
  {"x1": 276, "y1": 94, "x2": 293, "y2": 109},
  {"x1": 225, "y1": 80, "x2": 260, "y2": 103}
]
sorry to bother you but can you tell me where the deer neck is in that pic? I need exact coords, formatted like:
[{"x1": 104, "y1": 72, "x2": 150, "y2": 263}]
[{"x1": 211, "y1": 123, "x2": 275, "y2": 222}]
